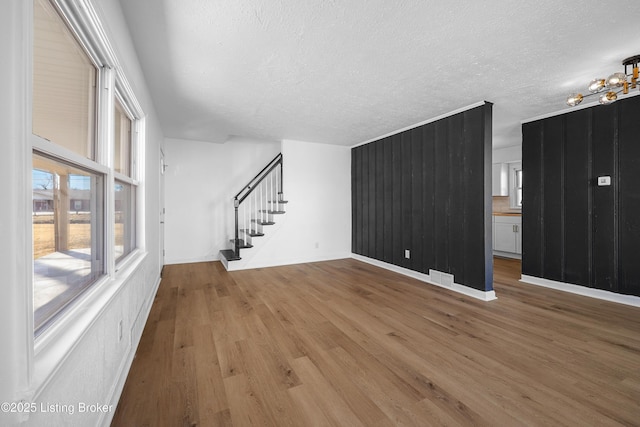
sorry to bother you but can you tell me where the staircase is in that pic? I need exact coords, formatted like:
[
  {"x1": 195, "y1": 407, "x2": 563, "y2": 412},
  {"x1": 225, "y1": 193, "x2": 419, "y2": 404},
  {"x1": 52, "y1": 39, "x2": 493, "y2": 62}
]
[{"x1": 220, "y1": 153, "x2": 287, "y2": 270}]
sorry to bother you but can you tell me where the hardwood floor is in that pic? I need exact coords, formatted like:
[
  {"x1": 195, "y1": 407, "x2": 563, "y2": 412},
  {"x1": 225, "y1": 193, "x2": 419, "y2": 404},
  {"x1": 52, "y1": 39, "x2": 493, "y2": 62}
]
[{"x1": 112, "y1": 257, "x2": 640, "y2": 426}]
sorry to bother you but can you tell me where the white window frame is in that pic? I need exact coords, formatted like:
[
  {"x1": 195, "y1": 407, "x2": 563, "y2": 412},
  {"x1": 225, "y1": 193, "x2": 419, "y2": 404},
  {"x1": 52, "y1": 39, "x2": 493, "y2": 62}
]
[
  {"x1": 509, "y1": 161, "x2": 523, "y2": 209},
  {"x1": 27, "y1": 0, "x2": 147, "y2": 398}
]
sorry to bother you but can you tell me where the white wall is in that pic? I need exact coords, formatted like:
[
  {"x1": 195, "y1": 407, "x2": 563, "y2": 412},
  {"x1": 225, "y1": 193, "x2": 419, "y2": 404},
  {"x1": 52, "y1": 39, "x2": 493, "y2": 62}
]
[
  {"x1": 493, "y1": 144, "x2": 522, "y2": 164},
  {"x1": 164, "y1": 136, "x2": 281, "y2": 264},
  {"x1": 0, "y1": 1, "x2": 163, "y2": 426},
  {"x1": 235, "y1": 139, "x2": 352, "y2": 268}
]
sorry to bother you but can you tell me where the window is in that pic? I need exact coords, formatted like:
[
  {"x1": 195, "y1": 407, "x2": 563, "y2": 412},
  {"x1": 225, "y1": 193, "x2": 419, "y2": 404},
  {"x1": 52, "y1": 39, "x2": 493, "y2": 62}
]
[
  {"x1": 115, "y1": 180, "x2": 136, "y2": 263},
  {"x1": 114, "y1": 97, "x2": 132, "y2": 176},
  {"x1": 32, "y1": 152, "x2": 104, "y2": 333},
  {"x1": 32, "y1": 0, "x2": 142, "y2": 336},
  {"x1": 509, "y1": 162, "x2": 523, "y2": 208}
]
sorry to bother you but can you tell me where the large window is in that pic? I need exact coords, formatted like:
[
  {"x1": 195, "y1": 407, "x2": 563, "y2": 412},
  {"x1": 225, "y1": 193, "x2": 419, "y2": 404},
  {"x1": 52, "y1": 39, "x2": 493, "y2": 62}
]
[
  {"x1": 32, "y1": 153, "x2": 104, "y2": 332},
  {"x1": 32, "y1": 0, "x2": 141, "y2": 336}
]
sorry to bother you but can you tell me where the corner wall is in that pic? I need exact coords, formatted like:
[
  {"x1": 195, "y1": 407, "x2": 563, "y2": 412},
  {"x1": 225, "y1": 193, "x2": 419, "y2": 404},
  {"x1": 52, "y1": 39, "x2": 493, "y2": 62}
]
[
  {"x1": 164, "y1": 137, "x2": 281, "y2": 264},
  {"x1": 231, "y1": 139, "x2": 352, "y2": 268}
]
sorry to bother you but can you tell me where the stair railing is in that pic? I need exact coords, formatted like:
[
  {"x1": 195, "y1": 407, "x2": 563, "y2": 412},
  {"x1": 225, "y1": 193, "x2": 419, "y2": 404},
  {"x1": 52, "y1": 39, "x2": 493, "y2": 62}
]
[{"x1": 233, "y1": 153, "x2": 284, "y2": 257}]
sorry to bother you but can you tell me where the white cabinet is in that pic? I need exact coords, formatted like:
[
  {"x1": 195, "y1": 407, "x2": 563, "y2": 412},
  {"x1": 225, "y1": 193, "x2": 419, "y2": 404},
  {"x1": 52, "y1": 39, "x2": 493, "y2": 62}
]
[
  {"x1": 492, "y1": 163, "x2": 508, "y2": 196},
  {"x1": 493, "y1": 215, "x2": 521, "y2": 257}
]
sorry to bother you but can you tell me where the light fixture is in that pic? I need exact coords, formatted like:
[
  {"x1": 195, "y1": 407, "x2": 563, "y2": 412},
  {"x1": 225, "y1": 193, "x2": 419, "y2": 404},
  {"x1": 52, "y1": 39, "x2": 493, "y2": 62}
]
[{"x1": 566, "y1": 54, "x2": 639, "y2": 106}]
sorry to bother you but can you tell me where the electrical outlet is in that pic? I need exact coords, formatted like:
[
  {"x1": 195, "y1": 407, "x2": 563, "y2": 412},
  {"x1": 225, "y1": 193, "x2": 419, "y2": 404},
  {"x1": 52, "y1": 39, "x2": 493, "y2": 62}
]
[{"x1": 405, "y1": 249, "x2": 410, "y2": 259}]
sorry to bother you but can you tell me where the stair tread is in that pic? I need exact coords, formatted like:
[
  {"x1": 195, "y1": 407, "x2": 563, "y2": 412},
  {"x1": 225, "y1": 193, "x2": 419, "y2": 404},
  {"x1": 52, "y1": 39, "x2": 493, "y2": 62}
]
[
  {"x1": 240, "y1": 229, "x2": 265, "y2": 237},
  {"x1": 220, "y1": 249, "x2": 241, "y2": 261},
  {"x1": 260, "y1": 210, "x2": 286, "y2": 214},
  {"x1": 229, "y1": 239, "x2": 253, "y2": 249},
  {"x1": 269, "y1": 200, "x2": 289, "y2": 204},
  {"x1": 251, "y1": 219, "x2": 276, "y2": 225}
]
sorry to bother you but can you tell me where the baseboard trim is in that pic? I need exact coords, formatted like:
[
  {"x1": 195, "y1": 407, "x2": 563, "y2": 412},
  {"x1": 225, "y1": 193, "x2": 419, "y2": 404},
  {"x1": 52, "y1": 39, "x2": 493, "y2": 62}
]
[
  {"x1": 352, "y1": 254, "x2": 497, "y2": 301},
  {"x1": 520, "y1": 275, "x2": 640, "y2": 308}
]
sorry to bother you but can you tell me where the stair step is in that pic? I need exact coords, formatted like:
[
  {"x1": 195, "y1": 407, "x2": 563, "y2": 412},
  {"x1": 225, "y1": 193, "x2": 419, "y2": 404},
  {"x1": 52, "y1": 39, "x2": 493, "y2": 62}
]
[
  {"x1": 252, "y1": 219, "x2": 276, "y2": 225},
  {"x1": 220, "y1": 249, "x2": 241, "y2": 261},
  {"x1": 269, "y1": 200, "x2": 289, "y2": 204},
  {"x1": 260, "y1": 210, "x2": 286, "y2": 214},
  {"x1": 229, "y1": 239, "x2": 253, "y2": 249},
  {"x1": 240, "y1": 229, "x2": 265, "y2": 237}
]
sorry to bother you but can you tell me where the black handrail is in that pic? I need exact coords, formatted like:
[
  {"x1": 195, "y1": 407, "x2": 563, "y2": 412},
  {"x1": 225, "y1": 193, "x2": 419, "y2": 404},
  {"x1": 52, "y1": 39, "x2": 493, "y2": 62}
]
[
  {"x1": 233, "y1": 153, "x2": 283, "y2": 256},
  {"x1": 234, "y1": 153, "x2": 283, "y2": 203}
]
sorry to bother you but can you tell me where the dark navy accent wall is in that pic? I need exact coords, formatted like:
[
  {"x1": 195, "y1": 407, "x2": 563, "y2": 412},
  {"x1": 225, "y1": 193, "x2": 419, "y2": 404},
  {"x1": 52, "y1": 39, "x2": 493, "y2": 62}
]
[
  {"x1": 522, "y1": 95, "x2": 640, "y2": 296},
  {"x1": 351, "y1": 103, "x2": 493, "y2": 292}
]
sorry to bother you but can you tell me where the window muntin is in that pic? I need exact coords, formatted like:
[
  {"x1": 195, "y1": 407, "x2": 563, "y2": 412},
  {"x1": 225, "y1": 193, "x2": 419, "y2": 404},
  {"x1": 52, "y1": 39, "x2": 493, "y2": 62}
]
[
  {"x1": 32, "y1": 0, "x2": 97, "y2": 160},
  {"x1": 115, "y1": 180, "x2": 136, "y2": 263},
  {"x1": 114, "y1": 97, "x2": 132, "y2": 176},
  {"x1": 32, "y1": 152, "x2": 104, "y2": 334}
]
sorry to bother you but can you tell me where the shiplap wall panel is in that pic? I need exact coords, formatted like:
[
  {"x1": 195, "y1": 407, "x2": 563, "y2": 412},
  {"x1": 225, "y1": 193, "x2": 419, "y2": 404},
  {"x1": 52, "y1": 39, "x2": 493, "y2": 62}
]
[
  {"x1": 522, "y1": 95, "x2": 640, "y2": 297},
  {"x1": 351, "y1": 103, "x2": 493, "y2": 292}
]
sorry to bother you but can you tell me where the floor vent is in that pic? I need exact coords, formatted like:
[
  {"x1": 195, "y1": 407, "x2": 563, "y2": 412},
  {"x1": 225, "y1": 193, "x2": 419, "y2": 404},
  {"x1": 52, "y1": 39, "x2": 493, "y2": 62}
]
[{"x1": 429, "y1": 269, "x2": 454, "y2": 287}]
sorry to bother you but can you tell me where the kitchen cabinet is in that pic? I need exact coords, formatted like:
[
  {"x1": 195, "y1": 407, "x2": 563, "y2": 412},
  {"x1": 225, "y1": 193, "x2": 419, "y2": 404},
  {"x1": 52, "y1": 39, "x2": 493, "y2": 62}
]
[
  {"x1": 492, "y1": 163, "x2": 508, "y2": 196},
  {"x1": 493, "y1": 215, "x2": 521, "y2": 257}
]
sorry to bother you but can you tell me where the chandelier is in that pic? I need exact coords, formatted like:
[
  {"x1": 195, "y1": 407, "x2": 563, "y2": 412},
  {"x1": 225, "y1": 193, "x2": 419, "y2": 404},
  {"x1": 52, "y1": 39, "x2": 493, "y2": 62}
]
[{"x1": 566, "y1": 55, "x2": 640, "y2": 106}]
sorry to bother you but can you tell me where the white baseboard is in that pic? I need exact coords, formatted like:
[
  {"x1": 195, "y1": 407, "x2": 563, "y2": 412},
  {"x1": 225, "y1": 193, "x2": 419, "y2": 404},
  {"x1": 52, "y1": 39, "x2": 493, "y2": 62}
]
[
  {"x1": 164, "y1": 255, "x2": 218, "y2": 265},
  {"x1": 224, "y1": 252, "x2": 352, "y2": 271},
  {"x1": 352, "y1": 254, "x2": 497, "y2": 301},
  {"x1": 520, "y1": 275, "x2": 640, "y2": 308}
]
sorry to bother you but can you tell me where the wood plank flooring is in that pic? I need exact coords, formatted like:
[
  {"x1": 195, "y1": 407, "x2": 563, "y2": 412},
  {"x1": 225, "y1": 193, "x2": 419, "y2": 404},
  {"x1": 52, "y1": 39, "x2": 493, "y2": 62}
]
[{"x1": 111, "y1": 257, "x2": 640, "y2": 426}]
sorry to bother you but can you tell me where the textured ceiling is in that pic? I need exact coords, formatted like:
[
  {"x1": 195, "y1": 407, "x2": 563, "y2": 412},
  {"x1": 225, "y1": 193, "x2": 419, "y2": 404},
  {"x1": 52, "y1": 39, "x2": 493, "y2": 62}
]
[{"x1": 118, "y1": 0, "x2": 640, "y2": 148}]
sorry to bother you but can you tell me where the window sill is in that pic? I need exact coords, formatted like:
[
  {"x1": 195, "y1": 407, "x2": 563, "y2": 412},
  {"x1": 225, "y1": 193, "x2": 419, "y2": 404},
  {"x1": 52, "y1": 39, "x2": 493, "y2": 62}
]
[{"x1": 32, "y1": 250, "x2": 148, "y2": 400}]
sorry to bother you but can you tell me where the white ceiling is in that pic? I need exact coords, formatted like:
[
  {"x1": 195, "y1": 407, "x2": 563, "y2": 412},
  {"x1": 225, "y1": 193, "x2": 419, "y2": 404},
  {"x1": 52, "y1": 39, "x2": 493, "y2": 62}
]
[{"x1": 118, "y1": 0, "x2": 640, "y2": 148}]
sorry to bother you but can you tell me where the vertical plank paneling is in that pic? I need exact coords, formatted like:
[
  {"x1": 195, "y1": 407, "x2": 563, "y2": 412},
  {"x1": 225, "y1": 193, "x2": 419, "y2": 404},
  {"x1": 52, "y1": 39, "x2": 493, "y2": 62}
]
[
  {"x1": 352, "y1": 147, "x2": 361, "y2": 254},
  {"x1": 383, "y1": 138, "x2": 394, "y2": 263},
  {"x1": 350, "y1": 104, "x2": 492, "y2": 291},
  {"x1": 617, "y1": 95, "x2": 640, "y2": 296},
  {"x1": 361, "y1": 146, "x2": 369, "y2": 257},
  {"x1": 433, "y1": 119, "x2": 450, "y2": 273},
  {"x1": 422, "y1": 123, "x2": 436, "y2": 273},
  {"x1": 591, "y1": 106, "x2": 617, "y2": 291},
  {"x1": 375, "y1": 140, "x2": 385, "y2": 260},
  {"x1": 522, "y1": 95, "x2": 640, "y2": 296},
  {"x1": 463, "y1": 106, "x2": 491, "y2": 290},
  {"x1": 522, "y1": 121, "x2": 544, "y2": 278},
  {"x1": 368, "y1": 142, "x2": 377, "y2": 259},
  {"x1": 564, "y1": 109, "x2": 591, "y2": 287},
  {"x1": 410, "y1": 127, "x2": 424, "y2": 273},
  {"x1": 401, "y1": 132, "x2": 412, "y2": 269},
  {"x1": 542, "y1": 116, "x2": 564, "y2": 282},
  {"x1": 448, "y1": 113, "x2": 465, "y2": 282},
  {"x1": 392, "y1": 134, "x2": 403, "y2": 266}
]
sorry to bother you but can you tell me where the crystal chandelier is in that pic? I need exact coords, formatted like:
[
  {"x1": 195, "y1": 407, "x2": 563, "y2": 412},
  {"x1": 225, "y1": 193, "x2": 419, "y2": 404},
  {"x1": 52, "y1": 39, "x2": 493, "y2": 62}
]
[{"x1": 566, "y1": 55, "x2": 640, "y2": 106}]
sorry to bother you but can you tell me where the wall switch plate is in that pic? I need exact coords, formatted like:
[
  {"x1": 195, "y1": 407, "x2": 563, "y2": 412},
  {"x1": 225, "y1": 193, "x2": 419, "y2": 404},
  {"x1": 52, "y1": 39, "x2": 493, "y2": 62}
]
[
  {"x1": 405, "y1": 249, "x2": 410, "y2": 259},
  {"x1": 598, "y1": 176, "x2": 611, "y2": 186}
]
